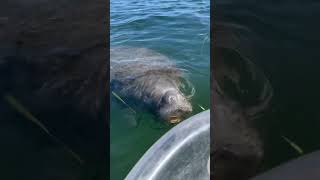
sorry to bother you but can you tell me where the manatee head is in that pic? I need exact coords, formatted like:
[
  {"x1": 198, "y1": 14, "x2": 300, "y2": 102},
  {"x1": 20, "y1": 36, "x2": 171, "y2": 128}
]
[
  {"x1": 212, "y1": 96, "x2": 264, "y2": 180},
  {"x1": 211, "y1": 47, "x2": 273, "y2": 180},
  {"x1": 158, "y1": 89, "x2": 192, "y2": 123}
]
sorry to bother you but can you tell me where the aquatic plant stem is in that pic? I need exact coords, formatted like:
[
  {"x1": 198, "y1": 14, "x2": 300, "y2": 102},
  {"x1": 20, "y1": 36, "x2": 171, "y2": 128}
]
[
  {"x1": 281, "y1": 135, "x2": 304, "y2": 155},
  {"x1": 3, "y1": 94, "x2": 84, "y2": 164},
  {"x1": 111, "y1": 91, "x2": 136, "y2": 114}
]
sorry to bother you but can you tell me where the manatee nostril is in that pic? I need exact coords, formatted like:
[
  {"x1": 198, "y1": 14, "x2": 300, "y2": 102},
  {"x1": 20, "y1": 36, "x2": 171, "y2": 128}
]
[{"x1": 168, "y1": 96, "x2": 176, "y2": 103}]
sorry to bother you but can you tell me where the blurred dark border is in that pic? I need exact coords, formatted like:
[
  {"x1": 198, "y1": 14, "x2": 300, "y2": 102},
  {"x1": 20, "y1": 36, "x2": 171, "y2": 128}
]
[
  {"x1": 210, "y1": 0, "x2": 214, "y2": 178},
  {"x1": 0, "y1": 0, "x2": 110, "y2": 179}
]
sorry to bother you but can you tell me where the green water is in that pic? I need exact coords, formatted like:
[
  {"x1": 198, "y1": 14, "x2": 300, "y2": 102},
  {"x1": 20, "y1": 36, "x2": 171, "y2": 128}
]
[{"x1": 110, "y1": 0, "x2": 210, "y2": 179}]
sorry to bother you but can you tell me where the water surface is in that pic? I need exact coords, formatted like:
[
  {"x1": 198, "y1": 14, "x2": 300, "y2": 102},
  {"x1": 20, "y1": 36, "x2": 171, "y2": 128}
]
[{"x1": 110, "y1": 0, "x2": 210, "y2": 179}]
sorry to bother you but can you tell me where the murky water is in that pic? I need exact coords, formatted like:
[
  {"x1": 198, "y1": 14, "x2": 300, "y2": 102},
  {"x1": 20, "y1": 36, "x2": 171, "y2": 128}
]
[{"x1": 214, "y1": 0, "x2": 320, "y2": 174}]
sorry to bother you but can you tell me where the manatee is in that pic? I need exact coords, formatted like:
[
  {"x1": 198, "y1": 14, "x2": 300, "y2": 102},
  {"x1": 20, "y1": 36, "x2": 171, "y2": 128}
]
[
  {"x1": 212, "y1": 47, "x2": 273, "y2": 180},
  {"x1": 110, "y1": 47, "x2": 193, "y2": 123}
]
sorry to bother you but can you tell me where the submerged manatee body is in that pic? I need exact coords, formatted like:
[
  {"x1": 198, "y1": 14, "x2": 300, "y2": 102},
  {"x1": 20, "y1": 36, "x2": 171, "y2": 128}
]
[{"x1": 110, "y1": 47, "x2": 193, "y2": 123}]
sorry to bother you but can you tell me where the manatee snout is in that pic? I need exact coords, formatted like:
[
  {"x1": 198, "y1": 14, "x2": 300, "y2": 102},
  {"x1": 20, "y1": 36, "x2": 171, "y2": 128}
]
[
  {"x1": 211, "y1": 112, "x2": 264, "y2": 180},
  {"x1": 212, "y1": 98, "x2": 264, "y2": 180},
  {"x1": 158, "y1": 90, "x2": 192, "y2": 123}
]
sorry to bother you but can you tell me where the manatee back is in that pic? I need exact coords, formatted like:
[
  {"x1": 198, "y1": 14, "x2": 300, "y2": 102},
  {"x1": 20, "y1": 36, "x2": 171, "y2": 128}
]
[{"x1": 110, "y1": 47, "x2": 178, "y2": 81}]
